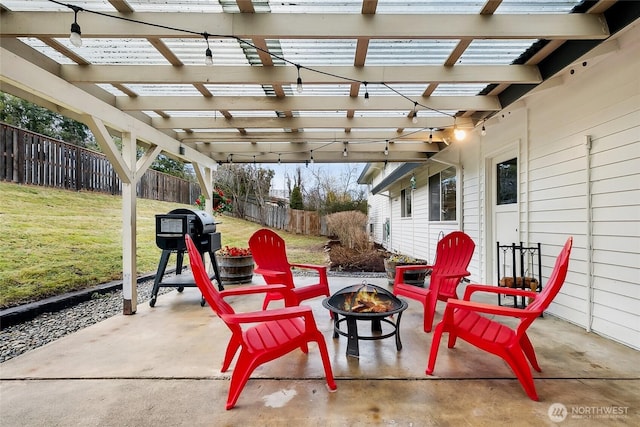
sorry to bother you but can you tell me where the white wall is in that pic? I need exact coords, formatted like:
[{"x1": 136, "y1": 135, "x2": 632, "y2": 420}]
[{"x1": 365, "y1": 23, "x2": 640, "y2": 350}]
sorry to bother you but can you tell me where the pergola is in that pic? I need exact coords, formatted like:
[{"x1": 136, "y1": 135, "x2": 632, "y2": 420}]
[{"x1": 1, "y1": 0, "x2": 635, "y2": 314}]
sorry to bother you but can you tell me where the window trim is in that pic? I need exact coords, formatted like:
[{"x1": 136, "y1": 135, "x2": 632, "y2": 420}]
[
  {"x1": 400, "y1": 188, "x2": 412, "y2": 218},
  {"x1": 429, "y1": 166, "x2": 458, "y2": 222}
]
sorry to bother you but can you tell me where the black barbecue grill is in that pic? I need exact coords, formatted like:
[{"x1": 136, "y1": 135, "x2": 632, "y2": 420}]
[{"x1": 150, "y1": 208, "x2": 223, "y2": 307}]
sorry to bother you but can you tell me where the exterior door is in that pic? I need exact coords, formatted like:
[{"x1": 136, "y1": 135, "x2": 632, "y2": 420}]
[{"x1": 491, "y1": 153, "x2": 519, "y2": 280}]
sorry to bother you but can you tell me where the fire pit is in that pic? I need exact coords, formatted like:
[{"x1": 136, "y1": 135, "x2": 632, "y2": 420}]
[{"x1": 322, "y1": 282, "x2": 408, "y2": 358}]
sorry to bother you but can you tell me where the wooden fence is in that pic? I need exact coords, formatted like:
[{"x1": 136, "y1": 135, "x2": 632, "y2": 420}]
[
  {"x1": 240, "y1": 196, "x2": 327, "y2": 236},
  {"x1": 1, "y1": 123, "x2": 200, "y2": 205}
]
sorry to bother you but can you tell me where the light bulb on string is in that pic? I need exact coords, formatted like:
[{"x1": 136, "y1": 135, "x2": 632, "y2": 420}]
[
  {"x1": 384, "y1": 140, "x2": 389, "y2": 156},
  {"x1": 278, "y1": 154, "x2": 281, "y2": 165},
  {"x1": 412, "y1": 102, "x2": 418, "y2": 124},
  {"x1": 204, "y1": 32, "x2": 213, "y2": 66},
  {"x1": 429, "y1": 128, "x2": 433, "y2": 143},
  {"x1": 481, "y1": 123, "x2": 487, "y2": 136},
  {"x1": 453, "y1": 118, "x2": 466, "y2": 141},
  {"x1": 310, "y1": 150, "x2": 314, "y2": 164},
  {"x1": 296, "y1": 65, "x2": 303, "y2": 93},
  {"x1": 363, "y1": 82, "x2": 369, "y2": 102},
  {"x1": 69, "y1": 6, "x2": 83, "y2": 47}
]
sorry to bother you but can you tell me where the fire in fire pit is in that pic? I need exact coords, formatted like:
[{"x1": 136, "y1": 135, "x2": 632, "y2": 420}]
[{"x1": 343, "y1": 284, "x2": 393, "y2": 313}]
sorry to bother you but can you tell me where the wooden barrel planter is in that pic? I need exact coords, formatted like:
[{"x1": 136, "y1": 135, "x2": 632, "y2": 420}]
[
  {"x1": 384, "y1": 259, "x2": 428, "y2": 287},
  {"x1": 215, "y1": 255, "x2": 254, "y2": 285}
]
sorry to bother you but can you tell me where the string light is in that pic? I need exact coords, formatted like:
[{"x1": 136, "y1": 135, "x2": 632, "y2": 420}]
[
  {"x1": 54, "y1": 0, "x2": 474, "y2": 148},
  {"x1": 278, "y1": 154, "x2": 281, "y2": 165},
  {"x1": 310, "y1": 150, "x2": 314, "y2": 164},
  {"x1": 429, "y1": 128, "x2": 433, "y2": 143},
  {"x1": 481, "y1": 123, "x2": 487, "y2": 136},
  {"x1": 454, "y1": 118, "x2": 466, "y2": 141},
  {"x1": 343, "y1": 142, "x2": 348, "y2": 157},
  {"x1": 69, "y1": 5, "x2": 83, "y2": 47},
  {"x1": 384, "y1": 140, "x2": 389, "y2": 156},
  {"x1": 296, "y1": 64, "x2": 303, "y2": 93},
  {"x1": 204, "y1": 32, "x2": 213, "y2": 66}
]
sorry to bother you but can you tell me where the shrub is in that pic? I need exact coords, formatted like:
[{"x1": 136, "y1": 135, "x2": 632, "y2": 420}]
[{"x1": 325, "y1": 210, "x2": 370, "y2": 251}]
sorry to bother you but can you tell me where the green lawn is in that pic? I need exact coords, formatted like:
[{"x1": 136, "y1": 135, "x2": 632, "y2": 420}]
[{"x1": 0, "y1": 181, "x2": 328, "y2": 308}]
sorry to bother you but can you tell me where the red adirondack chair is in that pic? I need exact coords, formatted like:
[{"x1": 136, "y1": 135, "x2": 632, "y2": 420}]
[
  {"x1": 426, "y1": 237, "x2": 573, "y2": 401},
  {"x1": 393, "y1": 231, "x2": 475, "y2": 332},
  {"x1": 249, "y1": 228, "x2": 331, "y2": 310},
  {"x1": 185, "y1": 234, "x2": 337, "y2": 410}
]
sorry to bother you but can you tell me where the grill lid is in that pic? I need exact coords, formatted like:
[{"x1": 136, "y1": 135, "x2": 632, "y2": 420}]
[{"x1": 168, "y1": 208, "x2": 216, "y2": 234}]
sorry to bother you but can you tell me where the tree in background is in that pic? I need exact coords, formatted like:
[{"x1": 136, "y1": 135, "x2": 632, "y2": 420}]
[
  {"x1": 295, "y1": 163, "x2": 367, "y2": 214},
  {"x1": 1, "y1": 92, "x2": 96, "y2": 149},
  {"x1": 1, "y1": 92, "x2": 190, "y2": 180},
  {"x1": 213, "y1": 164, "x2": 274, "y2": 221},
  {"x1": 290, "y1": 186, "x2": 304, "y2": 210}
]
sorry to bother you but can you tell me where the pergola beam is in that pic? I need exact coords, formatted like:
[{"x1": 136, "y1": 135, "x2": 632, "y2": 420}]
[
  {"x1": 59, "y1": 64, "x2": 542, "y2": 85},
  {"x1": 116, "y1": 95, "x2": 501, "y2": 112},
  {"x1": 1, "y1": 12, "x2": 609, "y2": 40}
]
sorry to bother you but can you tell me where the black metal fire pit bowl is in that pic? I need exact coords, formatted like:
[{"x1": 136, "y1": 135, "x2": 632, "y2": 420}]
[{"x1": 322, "y1": 282, "x2": 408, "y2": 358}]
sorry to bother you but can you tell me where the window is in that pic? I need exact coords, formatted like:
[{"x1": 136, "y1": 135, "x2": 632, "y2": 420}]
[
  {"x1": 401, "y1": 188, "x2": 412, "y2": 218},
  {"x1": 429, "y1": 166, "x2": 457, "y2": 221},
  {"x1": 497, "y1": 158, "x2": 518, "y2": 205}
]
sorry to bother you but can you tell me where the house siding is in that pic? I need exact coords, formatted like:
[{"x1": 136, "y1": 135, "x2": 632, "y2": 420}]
[{"x1": 362, "y1": 24, "x2": 639, "y2": 350}]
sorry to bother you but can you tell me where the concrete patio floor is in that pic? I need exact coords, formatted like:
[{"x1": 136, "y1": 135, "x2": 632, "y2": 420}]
[{"x1": 1, "y1": 275, "x2": 638, "y2": 426}]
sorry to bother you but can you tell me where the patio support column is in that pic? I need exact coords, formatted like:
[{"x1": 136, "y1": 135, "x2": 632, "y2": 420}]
[{"x1": 121, "y1": 132, "x2": 138, "y2": 315}]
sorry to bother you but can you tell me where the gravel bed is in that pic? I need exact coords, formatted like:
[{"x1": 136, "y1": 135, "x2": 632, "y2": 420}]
[{"x1": 0, "y1": 271, "x2": 385, "y2": 363}]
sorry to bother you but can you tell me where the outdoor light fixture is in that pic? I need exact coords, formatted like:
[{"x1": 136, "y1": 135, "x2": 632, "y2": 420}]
[
  {"x1": 69, "y1": 6, "x2": 83, "y2": 47},
  {"x1": 204, "y1": 33, "x2": 213, "y2": 66},
  {"x1": 384, "y1": 141, "x2": 389, "y2": 156},
  {"x1": 179, "y1": 145, "x2": 185, "y2": 155},
  {"x1": 363, "y1": 82, "x2": 369, "y2": 102},
  {"x1": 278, "y1": 154, "x2": 281, "y2": 165},
  {"x1": 296, "y1": 65, "x2": 303, "y2": 93},
  {"x1": 454, "y1": 126, "x2": 466, "y2": 141},
  {"x1": 343, "y1": 142, "x2": 348, "y2": 157},
  {"x1": 453, "y1": 118, "x2": 466, "y2": 141},
  {"x1": 429, "y1": 128, "x2": 433, "y2": 143},
  {"x1": 481, "y1": 123, "x2": 487, "y2": 136},
  {"x1": 310, "y1": 150, "x2": 314, "y2": 164},
  {"x1": 412, "y1": 103, "x2": 418, "y2": 124}
]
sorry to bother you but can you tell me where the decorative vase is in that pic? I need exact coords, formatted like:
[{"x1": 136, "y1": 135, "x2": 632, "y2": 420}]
[
  {"x1": 215, "y1": 255, "x2": 254, "y2": 285},
  {"x1": 384, "y1": 259, "x2": 428, "y2": 287}
]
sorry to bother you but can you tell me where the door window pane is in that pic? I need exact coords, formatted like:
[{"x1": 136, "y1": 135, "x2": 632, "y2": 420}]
[{"x1": 497, "y1": 158, "x2": 517, "y2": 205}]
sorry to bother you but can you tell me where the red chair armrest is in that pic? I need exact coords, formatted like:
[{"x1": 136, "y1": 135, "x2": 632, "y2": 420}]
[
  {"x1": 254, "y1": 268, "x2": 289, "y2": 279},
  {"x1": 395, "y1": 264, "x2": 433, "y2": 273},
  {"x1": 463, "y1": 284, "x2": 537, "y2": 301},
  {"x1": 222, "y1": 305, "x2": 313, "y2": 324},
  {"x1": 290, "y1": 263, "x2": 327, "y2": 273},
  {"x1": 220, "y1": 284, "x2": 289, "y2": 298},
  {"x1": 445, "y1": 299, "x2": 538, "y2": 319}
]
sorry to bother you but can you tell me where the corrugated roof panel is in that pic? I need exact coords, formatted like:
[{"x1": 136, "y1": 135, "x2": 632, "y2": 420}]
[
  {"x1": 279, "y1": 40, "x2": 357, "y2": 66},
  {"x1": 366, "y1": 40, "x2": 459, "y2": 65},
  {"x1": 292, "y1": 84, "x2": 352, "y2": 96},
  {"x1": 268, "y1": 0, "x2": 363, "y2": 13},
  {"x1": 204, "y1": 84, "x2": 269, "y2": 96},
  {"x1": 458, "y1": 39, "x2": 539, "y2": 64},
  {"x1": 163, "y1": 38, "x2": 250, "y2": 66},
  {"x1": 122, "y1": 84, "x2": 203, "y2": 96}
]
